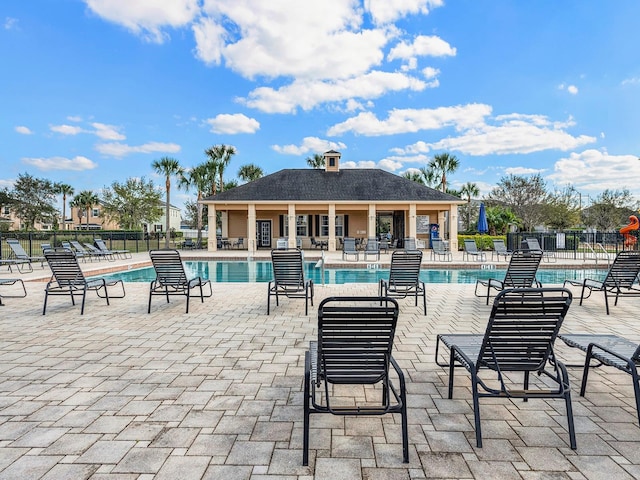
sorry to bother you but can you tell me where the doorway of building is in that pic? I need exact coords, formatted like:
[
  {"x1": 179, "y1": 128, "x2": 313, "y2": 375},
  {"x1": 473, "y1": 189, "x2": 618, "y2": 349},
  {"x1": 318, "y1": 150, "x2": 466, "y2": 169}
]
[{"x1": 256, "y1": 220, "x2": 272, "y2": 248}]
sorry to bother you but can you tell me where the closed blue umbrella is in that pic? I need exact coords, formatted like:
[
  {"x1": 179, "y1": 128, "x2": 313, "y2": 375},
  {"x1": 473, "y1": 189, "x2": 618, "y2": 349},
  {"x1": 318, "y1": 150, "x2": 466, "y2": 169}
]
[{"x1": 477, "y1": 203, "x2": 489, "y2": 234}]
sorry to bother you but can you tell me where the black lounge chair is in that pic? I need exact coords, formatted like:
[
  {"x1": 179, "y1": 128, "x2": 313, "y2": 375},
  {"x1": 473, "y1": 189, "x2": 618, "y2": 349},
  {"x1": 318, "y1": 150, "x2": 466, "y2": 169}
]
[
  {"x1": 403, "y1": 237, "x2": 417, "y2": 250},
  {"x1": 95, "y1": 238, "x2": 132, "y2": 259},
  {"x1": 6, "y1": 238, "x2": 45, "y2": 272},
  {"x1": 148, "y1": 249, "x2": 212, "y2": 313},
  {"x1": 430, "y1": 238, "x2": 452, "y2": 262},
  {"x1": 463, "y1": 238, "x2": 486, "y2": 262},
  {"x1": 491, "y1": 239, "x2": 512, "y2": 261},
  {"x1": 83, "y1": 242, "x2": 115, "y2": 261},
  {"x1": 342, "y1": 237, "x2": 359, "y2": 261},
  {"x1": 363, "y1": 238, "x2": 380, "y2": 261},
  {"x1": 526, "y1": 237, "x2": 557, "y2": 262},
  {"x1": 70, "y1": 240, "x2": 103, "y2": 261},
  {"x1": 379, "y1": 250, "x2": 426, "y2": 315},
  {"x1": 303, "y1": 296, "x2": 408, "y2": 466},
  {"x1": 267, "y1": 248, "x2": 313, "y2": 315},
  {"x1": 474, "y1": 250, "x2": 543, "y2": 304},
  {"x1": 435, "y1": 287, "x2": 576, "y2": 449},
  {"x1": 43, "y1": 248, "x2": 125, "y2": 315},
  {"x1": 563, "y1": 250, "x2": 640, "y2": 314},
  {"x1": 0, "y1": 278, "x2": 27, "y2": 306},
  {"x1": 558, "y1": 333, "x2": 640, "y2": 425}
]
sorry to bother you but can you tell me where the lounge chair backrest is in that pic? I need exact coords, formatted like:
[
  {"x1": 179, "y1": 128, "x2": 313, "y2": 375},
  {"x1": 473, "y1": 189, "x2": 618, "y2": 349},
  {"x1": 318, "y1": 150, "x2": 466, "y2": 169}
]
[
  {"x1": 95, "y1": 239, "x2": 109, "y2": 252},
  {"x1": 403, "y1": 238, "x2": 416, "y2": 250},
  {"x1": 318, "y1": 297, "x2": 399, "y2": 384},
  {"x1": 149, "y1": 249, "x2": 188, "y2": 286},
  {"x1": 432, "y1": 238, "x2": 446, "y2": 252},
  {"x1": 526, "y1": 238, "x2": 543, "y2": 251},
  {"x1": 343, "y1": 237, "x2": 357, "y2": 252},
  {"x1": 44, "y1": 248, "x2": 86, "y2": 285},
  {"x1": 604, "y1": 251, "x2": 640, "y2": 289},
  {"x1": 464, "y1": 239, "x2": 479, "y2": 253},
  {"x1": 365, "y1": 238, "x2": 379, "y2": 251},
  {"x1": 478, "y1": 288, "x2": 572, "y2": 372},
  {"x1": 70, "y1": 240, "x2": 89, "y2": 253},
  {"x1": 7, "y1": 239, "x2": 30, "y2": 260},
  {"x1": 271, "y1": 249, "x2": 305, "y2": 288},
  {"x1": 388, "y1": 250, "x2": 422, "y2": 287},
  {"x1": 493, "y1": 239, "x2": 508, "y2": 253},
  {"x1": 502, "y1": 250, "x2": 543, "y2": 288}
]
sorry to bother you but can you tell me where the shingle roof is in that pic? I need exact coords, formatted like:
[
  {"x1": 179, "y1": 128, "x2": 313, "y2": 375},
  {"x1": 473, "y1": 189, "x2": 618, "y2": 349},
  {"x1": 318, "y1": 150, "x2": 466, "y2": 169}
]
[{"x1": 204, "y1": 169, "x2": 462, "y2": 202}]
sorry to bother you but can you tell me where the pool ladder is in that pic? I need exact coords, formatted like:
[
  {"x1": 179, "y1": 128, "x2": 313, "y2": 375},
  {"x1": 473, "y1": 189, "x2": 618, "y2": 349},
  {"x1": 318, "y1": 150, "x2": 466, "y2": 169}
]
[
  {"x1": 580, "y1": 242, "x2": 611, "y2": 267},
  {"x1": 314, "y1": 250, "x2": 325, "y2": 285}
]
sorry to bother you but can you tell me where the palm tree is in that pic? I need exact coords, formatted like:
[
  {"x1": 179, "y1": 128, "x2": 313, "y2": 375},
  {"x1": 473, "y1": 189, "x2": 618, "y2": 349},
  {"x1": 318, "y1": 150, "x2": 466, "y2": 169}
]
[
  {"x1": 73, "y1": 190, "x2": 99, "y2": 230},
  {"x1": 306, "y1": 153, "x2": 325, "y2": 169},
  {"x1": 402, "y1": 171, "x2": 424, "y2": 184},
  {"x1": 56, "y1": 183, "x2": 74, "y2": 231},
  {"x1": 152, "y1": 156, "x2": 184, "y2": 248},
  {"x1": 205, "y1": 144, "x2": 236, "y2": 193},
  {"x1": 428, "y1": 153, "x2": 460, "y2": 193},
  {"x1": 418, "y1": 166, "x2": 439, "y2": 188},
  {"x1": 459, "y1": 182, "x2": 480, "y2": 230},
  {"x1": 70, "y1": 196, "x2": 84, "y2": 229},
  {"x1": 179, "y1": 164, "x2": 212, "y2": 247},
  {"x1": 238, "y1": 163, "x2": 264, "y2": 183}
]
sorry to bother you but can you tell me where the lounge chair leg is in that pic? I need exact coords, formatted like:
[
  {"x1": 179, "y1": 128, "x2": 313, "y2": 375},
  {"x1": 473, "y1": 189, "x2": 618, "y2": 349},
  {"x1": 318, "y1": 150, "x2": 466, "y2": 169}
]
[
  {"x1": 303, "y1": 351, "x2": 311, "y2": 466},
  {"x1": 632, "y1": 367, "x2": 640, "y2": 426},
  {"x1": 580, "y1": 346, "x2": 594, "y2": 396},
  {"x1": 471, "y1": 374, "x2": 483, "y2": 448},
  {"x1": 559, "y1": 362, "x2": 577, "y2": 450}
]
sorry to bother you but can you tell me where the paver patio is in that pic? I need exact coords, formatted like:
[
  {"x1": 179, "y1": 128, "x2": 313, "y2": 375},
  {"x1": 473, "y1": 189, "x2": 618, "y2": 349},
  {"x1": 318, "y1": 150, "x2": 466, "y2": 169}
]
[{"x1": 1, "y1": 250, "x2": 639, "y2": 479}]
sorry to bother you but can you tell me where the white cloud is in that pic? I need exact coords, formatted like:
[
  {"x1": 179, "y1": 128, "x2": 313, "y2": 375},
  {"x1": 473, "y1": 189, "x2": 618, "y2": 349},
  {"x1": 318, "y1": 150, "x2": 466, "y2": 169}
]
[
  {"x1": 67, "y1": 115, "x2": 83, "y2": 122},
  {"x1": 547, "y1": 149, "x2": 640, "y2": 193},
  {"x1": 206, "y1": 113, "x2": 260, "y2": 134},
  {"x1": 387, "y1": 35, "x2": 456, "y2": 61},
  {"x1": 328, "y1": 103, "x2": 492, "y2": 136},
  {"x1": 505, "y1": 167, "x2": 545, "y2": 175},
  {"x1": 395, "y1": 112, "x2": 596, "y2": 156},
  {"x1": 567, "y1": 85, "x2": 578, "y2": 95},
  {"x1": 91, "y1": 122, "x2": 126, "y2": 140},
  {"x1": 622, "y1": 77, "x2": 640, "y2": 86},
  {"x1": 192, "y1": 16, "x2": 227, "y2": 65},
  {"x1": 340, "y1": 160, "x2": 378, "y2": 169},
  {"x1": 365, "y1": 0, "x2": 444, "y2": 24},
  {"x1": 4, "y1": 17, "x2": 18, "y2": 30},
  {"x1": 15, "y1": 126, "x2": 33, "y2": 135},
  {"x1": 243, "y1": 70, "x2": 427, "y2": 114},
  {"x1": 51, "y1": 124, "x2": 85, "y2": 135},
  {"x1": 422, "y1": 66, "x2": 440, "y2": 79},
  {"x1": 272, "y1": 136, "x2": 347, "y2": 156},
  {"x1": 84, "y1": 0, "x2": 199, "y2": 43},
  {"x1": 95, "y1": 141, "x2": 181, "y2": 157},
  {"x1": 22, "y1": 156, "x2": 98, "y2": 171}
]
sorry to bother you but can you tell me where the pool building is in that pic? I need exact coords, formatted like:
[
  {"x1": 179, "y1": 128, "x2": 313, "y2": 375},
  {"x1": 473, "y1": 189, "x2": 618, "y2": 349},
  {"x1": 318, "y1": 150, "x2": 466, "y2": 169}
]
[{"x1": 202, "y1": 150, "x2": 465, "y2": 253}]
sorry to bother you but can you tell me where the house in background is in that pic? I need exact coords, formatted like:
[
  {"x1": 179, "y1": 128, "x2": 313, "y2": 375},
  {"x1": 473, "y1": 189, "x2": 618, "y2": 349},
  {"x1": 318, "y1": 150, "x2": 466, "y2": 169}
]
[
  {"x1": 202, "y1": 151, "x2": 464, "y2": 253},
  {"x1": 70, "y1": 202, "x2": 181, "y2": 232}
]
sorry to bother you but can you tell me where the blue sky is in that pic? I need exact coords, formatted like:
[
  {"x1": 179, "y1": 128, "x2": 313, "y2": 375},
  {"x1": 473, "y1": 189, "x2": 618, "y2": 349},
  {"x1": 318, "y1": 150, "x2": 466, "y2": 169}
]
[{"x1": 2, "y1": 0, "x2": 640, "y2": 212}]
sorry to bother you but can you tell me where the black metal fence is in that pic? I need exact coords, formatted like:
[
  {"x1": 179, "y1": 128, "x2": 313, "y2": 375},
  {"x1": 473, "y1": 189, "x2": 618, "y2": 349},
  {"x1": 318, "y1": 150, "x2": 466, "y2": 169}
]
[
  {"x1": 0, "y1": 231, "x2": 163, "y2": 260},
  {"x1": 506, "y1": 231, "x2": 639, "y2": 260}
]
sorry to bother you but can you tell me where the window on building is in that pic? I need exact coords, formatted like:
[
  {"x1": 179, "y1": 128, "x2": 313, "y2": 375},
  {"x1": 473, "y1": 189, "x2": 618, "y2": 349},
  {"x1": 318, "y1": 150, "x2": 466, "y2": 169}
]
[
  {"x1": 320, "y1": 215, "x2": 344, "y2": 237},
  {"x1": 2, "y1": 206, "x2": 9, "y2": 215},
  {"x1": 92, "y1": 208, "x2": 100, "y2": 217},
  {"x1": 283, "y1": 215, "x2": 309, "y2": 237},
  {"x1": 329, "y1": 158, "x2": 335, "y2": 167}
]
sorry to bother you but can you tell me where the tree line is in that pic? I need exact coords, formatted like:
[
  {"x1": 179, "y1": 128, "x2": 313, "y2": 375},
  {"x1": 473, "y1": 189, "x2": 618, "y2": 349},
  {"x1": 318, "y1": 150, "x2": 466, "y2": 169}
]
[{"x1": 2, "y1": 149, "x2": 637, "y2": 239}]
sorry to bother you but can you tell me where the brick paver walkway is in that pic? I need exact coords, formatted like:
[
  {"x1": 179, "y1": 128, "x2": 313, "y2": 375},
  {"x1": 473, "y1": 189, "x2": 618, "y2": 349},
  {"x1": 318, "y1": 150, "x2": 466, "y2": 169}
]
[{"x1": 1, "y1": 253, "x2": 639, "y2": 479}]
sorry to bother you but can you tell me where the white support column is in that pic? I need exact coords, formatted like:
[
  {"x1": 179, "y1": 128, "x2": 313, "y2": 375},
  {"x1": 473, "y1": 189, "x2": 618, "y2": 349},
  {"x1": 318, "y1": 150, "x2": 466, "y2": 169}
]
[
  {"x1": 408, "y1": 204, "x2": 417, "y2": 239},
  {"x1": 448, "y1": 205, "x2": 459, "y2": 252},
  {"x1": 207, "y1": 206, "x2": 217, "y2": 251},
  {"x1": 328, "y1": 204, "x2": 336, "y2": 252},
  {"x1": 221, "y1": 211, "x2": 229, "y2": 237},
  {"x1": 247, "y1": 204, "x2": 257, "y2": 256},
  {"x1": 368, "y1": 204, "x2": 376, "y2": 240},
  {"x1": 288, "y1": 204, "x2": 296, "y2": 248}
]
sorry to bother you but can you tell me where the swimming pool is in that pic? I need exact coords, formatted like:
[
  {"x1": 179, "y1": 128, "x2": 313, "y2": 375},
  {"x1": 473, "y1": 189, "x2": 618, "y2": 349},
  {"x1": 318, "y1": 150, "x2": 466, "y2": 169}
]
[{"x1": 98, "y1": 261, "x2": 606, "y2": 285}]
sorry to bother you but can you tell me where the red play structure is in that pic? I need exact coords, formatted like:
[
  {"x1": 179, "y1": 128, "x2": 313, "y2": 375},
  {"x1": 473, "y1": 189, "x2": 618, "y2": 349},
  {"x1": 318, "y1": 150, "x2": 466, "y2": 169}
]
[{"x1": 620, "y1": 215, "x2": 639, "y2": 248}]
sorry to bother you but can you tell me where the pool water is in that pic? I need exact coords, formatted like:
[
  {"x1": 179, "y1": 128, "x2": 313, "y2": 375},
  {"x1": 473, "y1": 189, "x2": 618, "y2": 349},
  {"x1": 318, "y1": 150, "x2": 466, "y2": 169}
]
[{"x1": 98, "y1": 261, "x2": 606, "y2": 285}]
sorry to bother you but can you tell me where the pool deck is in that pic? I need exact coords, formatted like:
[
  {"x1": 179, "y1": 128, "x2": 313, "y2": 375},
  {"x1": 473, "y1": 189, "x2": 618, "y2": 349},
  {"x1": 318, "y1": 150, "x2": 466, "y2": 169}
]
[{"x1": 1, "y1": 249, "x2": 639, "y2": 479}]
